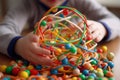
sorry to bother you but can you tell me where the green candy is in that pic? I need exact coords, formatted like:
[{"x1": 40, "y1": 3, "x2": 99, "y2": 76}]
[
  {"x1": 6, "y1": 66, "x2": 13, "y2": 74},
  {"x1": 40, "y1": 20, "x2": 47, "y2": 26},
  {"x1": 79, "y1": 74, "x2": 86, "y2": 80},
  {"x1": 70, "y1": 46, "x2": 77, "y2": 54},
  {"x1": 103, "y1": 70, "x2": 108, "y2": 75},
  {"x1": 91, "y1": 60, "x2": 97, "y2": 65},
  {"x1": 97, "y1": 77, "x2": 103, "y2": 80},
  {"x1": 87, "y1": 76, "x2": 95, "y2": 80},
  {"x1": 25, "y1": 69, "x2": 30, "y2": 76},
  {"x1": 109, "y1": 78, "x2": 115, "y2": 80}
]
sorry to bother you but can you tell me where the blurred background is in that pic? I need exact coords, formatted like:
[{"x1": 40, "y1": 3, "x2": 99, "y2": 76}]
[
  {"x1": 97, "y1": 0, "x2": 120, "y2": 18},
  {"x1": 0, "y1": 0, "x2": 120, "y2": 20},
  {"x1": 97, "y1": 0, "x2": 120, "y2": 8}
]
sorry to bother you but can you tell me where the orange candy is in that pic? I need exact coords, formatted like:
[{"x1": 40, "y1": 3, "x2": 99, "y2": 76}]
[
  {"x1": 106, "y1": 71, "x2": 114, "y2": 77},
  {"x1": 83, "y1": 62, "x2": 92, "y2": 70}
]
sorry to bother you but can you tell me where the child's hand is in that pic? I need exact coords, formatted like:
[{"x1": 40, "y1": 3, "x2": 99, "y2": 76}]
[
  {"x1": 15, "y1": 32, "x2": 54, "y2": 66},
  {"x1": 87, "y1": 20, "x2": 107, "y2": 42}
]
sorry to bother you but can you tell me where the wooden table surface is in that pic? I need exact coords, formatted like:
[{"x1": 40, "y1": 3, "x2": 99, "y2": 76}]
[{"x1": 0, "y1": 27, "x2": 120, "y2": 79}]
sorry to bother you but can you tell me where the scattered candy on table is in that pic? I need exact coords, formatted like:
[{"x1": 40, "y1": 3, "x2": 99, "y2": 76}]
[{"x1": 0, "y1": 6, "x2": 115, "y2": 80}]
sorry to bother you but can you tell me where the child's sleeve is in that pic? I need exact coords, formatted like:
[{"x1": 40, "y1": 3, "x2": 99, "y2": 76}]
[
  {"x1": 0, "y1": 0, "x2": 32, "y2": 59},
  {"x1": 73, "y1": 0, "x2": 120, "y2": 41}
]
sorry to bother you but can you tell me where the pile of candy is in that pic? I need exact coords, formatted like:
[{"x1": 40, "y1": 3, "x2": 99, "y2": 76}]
[{"x1": 0, "y1": 6, "x2": 115, "y2": 80}]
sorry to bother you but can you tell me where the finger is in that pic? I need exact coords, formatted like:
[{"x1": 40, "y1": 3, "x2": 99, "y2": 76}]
[
  {"x1": 87, "y1": 20, "x2": 93, "y2": 26},
  {"x1": 28, "y1": 32, "x2": 39, "y2": 42},
  {"x1": 95, "y1": 34, "x2": 104, "y2": 42},
  {"x1": 91, "y1": 31, "x2": 99, "y2": 40},
  {"x1": 88, "y1": 25, "x2": 97, "y2": 33},
  {"x1": 23, "y1": 51, "x2": 53, "y2": 66},
  {"x1": 31, "y1": 45, "x2": 51, "y2": 56},
  {"x1": 86, "y1": 20, "x2": 96, "y2": 33},
  {"x1": 28, "y1": 52, "x2": 54, "y2": 66},
  {"x1": 32, "y1": 34, "x2": 39, "y2": 42}
]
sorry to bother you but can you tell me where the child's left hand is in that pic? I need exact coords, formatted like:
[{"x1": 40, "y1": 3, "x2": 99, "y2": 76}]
[{"x1": 87, "y1": 20, "x2": 107, "y2": 42}]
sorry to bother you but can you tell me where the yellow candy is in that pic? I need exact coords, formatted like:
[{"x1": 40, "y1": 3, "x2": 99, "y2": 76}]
[
  {"x1": 102, "y1": 46, "x2": 108, "y2": 52},
  {"x1": 97, "y1": 71, "x2": 104, "y2": 77},
  {"x1": 89, "y1": 67, "x2": 94, "y2": 71},
  {"x1": 0, "y1": 65, "x2": 7, "y2": 72},
  {"x1": 27, "y1": 65, "x2": 34, "y2": 70},
  {"x1": 107, "y1": 52, "x2": 115, "y2": 61},
  {"x1": 56, "y1": 48, "x2": 62, "y2": 53},
  {"x1": 97, "y1": 68, "x2": 103, "y2": 72},
  {"x1": 18, "y1": 71, "x2": 29, "y2": 78},
  {"x1": 52, "y1": 8, "x2": 58, "y2": 13},
  {"x1": 72, "y1": 77, "x2": 78, "y2": 80},
  {"x1": 102, "y1": 77, "x2": 108, "y2": 80},
  {"x1": 58, "y1": 67, "x2": 64, "y2": 71}
]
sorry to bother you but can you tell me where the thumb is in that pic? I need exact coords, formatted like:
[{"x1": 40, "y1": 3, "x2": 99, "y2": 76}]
[
  {"x1": 29, "y1": 32, "x2": 39, "y2": 42},
  {"x1": 32, "y1": 34, "x2": 39, "y2": 42}
]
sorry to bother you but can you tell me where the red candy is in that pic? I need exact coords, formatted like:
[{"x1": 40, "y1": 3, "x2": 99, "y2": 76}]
[
  {"x1": 97, "y1": 48, "x2": 103, "y2": 53},
  {"x1": 30, "y1": 69, "x2": 39, "y2": 75},
  {"x1": 12, "y1": 67, "x2": 20, "y2": 76},
  {"x1": 86, "y1": 35, "x2": 92, "y2": 40},
  {"x1": 63, "y1": 9, "x2": 69, "y2": 16},
  {"x1": 47, "y1": 17, "x2": 53, "y2": 22},
  {"x1": 63, "y1": 66, "x2": 70, "y2": 70}
]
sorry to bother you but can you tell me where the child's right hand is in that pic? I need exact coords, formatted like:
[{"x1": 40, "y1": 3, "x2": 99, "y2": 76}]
[{"x1": 15, "y1": 32, "x2": 54, "y2": 66}]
